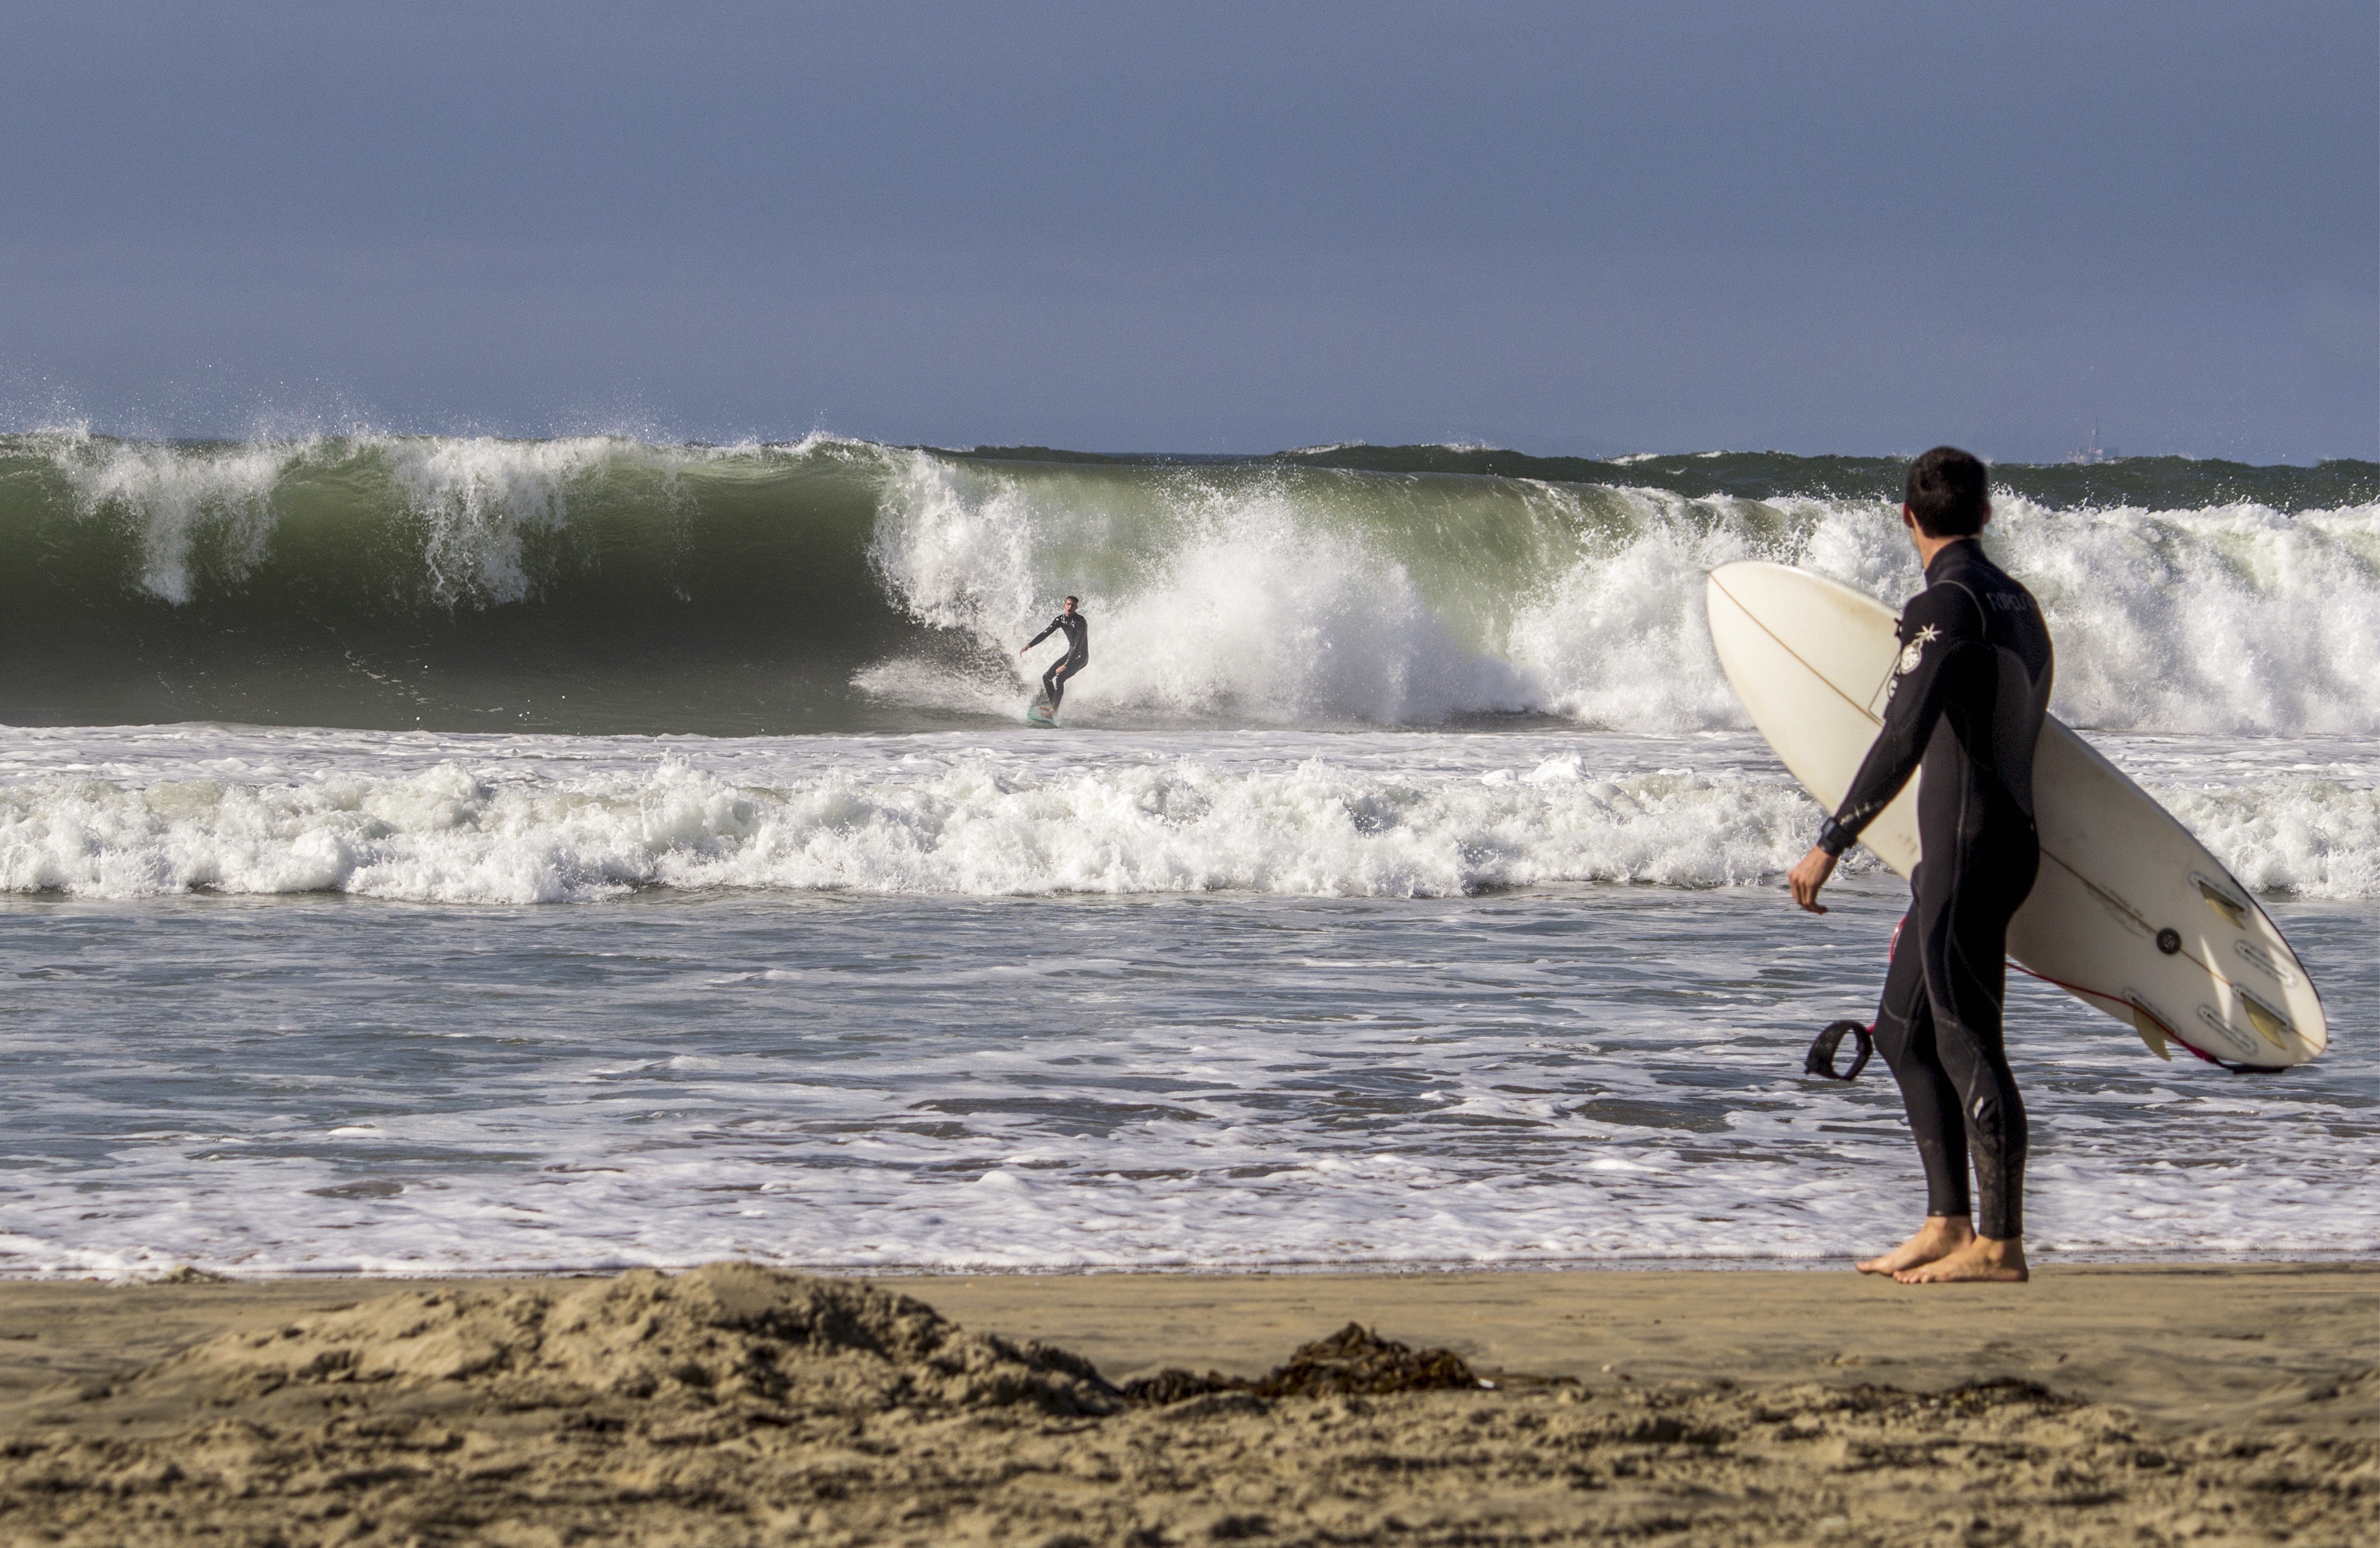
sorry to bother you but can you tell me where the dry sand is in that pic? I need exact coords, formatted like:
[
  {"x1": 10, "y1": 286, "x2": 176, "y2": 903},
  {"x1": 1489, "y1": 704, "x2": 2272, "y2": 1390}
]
[{"x1": 0, "y1": 1262, "x2": 2369, "y2": 1546}]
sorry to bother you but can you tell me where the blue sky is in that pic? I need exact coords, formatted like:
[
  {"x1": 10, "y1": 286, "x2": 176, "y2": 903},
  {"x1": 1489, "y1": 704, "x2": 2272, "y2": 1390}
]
[{"x1": 2, "y1": 1, "x2": 2372, "y2": 461}]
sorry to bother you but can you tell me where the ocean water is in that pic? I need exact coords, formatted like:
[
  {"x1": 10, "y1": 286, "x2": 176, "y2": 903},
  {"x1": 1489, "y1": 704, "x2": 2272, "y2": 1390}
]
[{"x1": 0, "y1": 435, "x2": 2372, "y2": 1276}]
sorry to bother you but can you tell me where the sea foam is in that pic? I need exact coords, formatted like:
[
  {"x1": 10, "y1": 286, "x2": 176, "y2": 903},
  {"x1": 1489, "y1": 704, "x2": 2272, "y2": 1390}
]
[{"x1": 1, "y1": 728, "x2": 2371, "y2": 903}]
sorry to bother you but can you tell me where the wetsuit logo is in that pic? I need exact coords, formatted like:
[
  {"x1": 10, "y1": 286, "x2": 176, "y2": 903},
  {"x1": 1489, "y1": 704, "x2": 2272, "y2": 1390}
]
[{"x1": 1888, "y1": 623, "x2": 1939, "y2": 700}]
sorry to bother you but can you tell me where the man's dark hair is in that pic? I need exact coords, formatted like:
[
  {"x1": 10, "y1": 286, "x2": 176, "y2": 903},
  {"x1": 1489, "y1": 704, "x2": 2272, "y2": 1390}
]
[
  {"x1": 1904, "y1": 446, "x2": 1990, "y2": 537},
  {"x1": 1063, "y1": 595, "x2": 1079, "y2": 606}
]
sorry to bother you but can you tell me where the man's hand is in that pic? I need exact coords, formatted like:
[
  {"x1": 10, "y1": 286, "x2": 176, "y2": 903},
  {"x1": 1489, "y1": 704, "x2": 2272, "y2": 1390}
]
[{"x1": 1788, "y1": 845, "x2": 1838, "y2": 913}]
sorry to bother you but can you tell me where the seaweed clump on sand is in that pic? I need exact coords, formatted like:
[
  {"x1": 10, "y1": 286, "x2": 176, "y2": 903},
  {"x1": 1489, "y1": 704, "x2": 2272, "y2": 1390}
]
[{"x1": 1123, "y1": 1320, "x2": 1482, "y2": 1404}]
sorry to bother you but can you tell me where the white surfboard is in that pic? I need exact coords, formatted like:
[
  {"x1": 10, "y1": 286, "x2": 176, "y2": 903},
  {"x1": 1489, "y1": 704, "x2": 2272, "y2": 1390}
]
[{"x1": 1706, "y1": 561, "x2": 2327, "y2": 1071}]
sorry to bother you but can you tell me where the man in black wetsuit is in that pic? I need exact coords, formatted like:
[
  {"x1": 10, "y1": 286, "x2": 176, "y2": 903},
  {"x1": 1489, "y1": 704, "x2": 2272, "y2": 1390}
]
[
  {"x1": 1786, "y1": 446, "x2": 2054, "y2": 1286},
  {"x1": 1020, "y1": 596, "x2": 1089, "y2": 714}
]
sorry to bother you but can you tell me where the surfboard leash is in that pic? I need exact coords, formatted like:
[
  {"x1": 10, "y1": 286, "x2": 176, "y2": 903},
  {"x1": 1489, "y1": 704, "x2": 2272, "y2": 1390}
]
[{"x1": 1802, "y1": 1020, "x2": 1874, "y2": 1081}]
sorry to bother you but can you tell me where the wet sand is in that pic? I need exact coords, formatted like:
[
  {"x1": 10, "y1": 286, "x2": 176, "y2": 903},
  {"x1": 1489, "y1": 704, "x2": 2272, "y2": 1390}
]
[{"x1": 0, "y1": 1262, "x2": 2371, "y2": 1545}]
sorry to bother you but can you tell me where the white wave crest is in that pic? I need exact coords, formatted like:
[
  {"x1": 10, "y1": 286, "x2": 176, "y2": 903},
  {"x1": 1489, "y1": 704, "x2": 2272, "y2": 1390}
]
[
  {"x1": 1505, "y1": 494, "x2": 1828, "y2": 729},
  {"x1": 381, "y1": 434, "x2": 643, "y2": 605},
  {"x1": 38, "y1": 430, "x2": 890, "y2": 609},
  {"x1": 48, "y1": 429, "x2": 295, "y2": 603},
  {"x1": 4, "y1": 740, "x2": 2371, "y2": 904},
  {"x1": 2154, "y1": 777, "x2": 2380, "y2": 898},
  {"x1": 869, "y1": 458, "x2": 1539, "y2": 723},
  {"x1": 0, "y1": 756, "x2": 1823, "y2": 904},
  {"x1": 1993, "y1": 501, "x2": 2380, "y2": 735}
]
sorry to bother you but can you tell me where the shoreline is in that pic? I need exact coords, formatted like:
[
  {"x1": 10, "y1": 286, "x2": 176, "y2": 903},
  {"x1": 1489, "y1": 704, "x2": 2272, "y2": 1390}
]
[{"x1": 8, "y1": 1242, "x2": 2371, "y2": 1284}]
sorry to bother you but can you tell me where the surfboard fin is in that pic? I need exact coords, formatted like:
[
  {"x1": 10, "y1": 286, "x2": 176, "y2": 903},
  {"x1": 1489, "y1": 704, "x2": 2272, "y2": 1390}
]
[
  {"x1": 2237, "y1": 989, "x2": 2293, "y2": 1049},
  {"x1": 2193, "y1": 875, "x2": 2249, "y2": 929},
  {"x1": 2126, "y1": 999, "x2": 2174, "y2": 1061}
]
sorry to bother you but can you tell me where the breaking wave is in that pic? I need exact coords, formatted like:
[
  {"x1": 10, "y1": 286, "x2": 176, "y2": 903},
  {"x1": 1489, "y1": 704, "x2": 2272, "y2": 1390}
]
[
  {"x1": 2, "y1": 731, "x2": 2371, "y2": 903},
  {"x1": 1, "y1": 430, "x2": 2371, "y2": 736}
]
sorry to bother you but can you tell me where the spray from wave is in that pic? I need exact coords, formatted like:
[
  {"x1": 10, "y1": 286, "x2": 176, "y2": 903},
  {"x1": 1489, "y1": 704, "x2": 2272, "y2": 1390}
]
[{"x1": 1, "y1": 429, "x2": 2371, "y2": 736}]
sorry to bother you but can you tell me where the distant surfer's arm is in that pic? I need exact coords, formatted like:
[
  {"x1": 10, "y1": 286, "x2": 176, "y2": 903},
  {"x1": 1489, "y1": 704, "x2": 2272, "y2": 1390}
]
[
  {"x1": 1020, "y1": 618, "x2": 1059, "y2": 655},
  {"x1": 1814, "y1": 585, "x2": 1984, "y2": 858}
]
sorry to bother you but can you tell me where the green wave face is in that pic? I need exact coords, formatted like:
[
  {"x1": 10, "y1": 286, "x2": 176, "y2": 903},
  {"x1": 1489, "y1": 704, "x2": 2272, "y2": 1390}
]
[
  {"x1": 2, "y1": 432, "x2": 2372, "y2": 735},
  {"x1": 0, "y1": 433, "x2": 918, "y2": 733}
]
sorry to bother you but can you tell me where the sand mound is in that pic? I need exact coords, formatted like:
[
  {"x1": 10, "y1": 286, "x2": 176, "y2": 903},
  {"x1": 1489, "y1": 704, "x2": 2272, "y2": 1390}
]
[{"x1": 114, "y1": 1262, "x2": 1119, "y2": 1417}]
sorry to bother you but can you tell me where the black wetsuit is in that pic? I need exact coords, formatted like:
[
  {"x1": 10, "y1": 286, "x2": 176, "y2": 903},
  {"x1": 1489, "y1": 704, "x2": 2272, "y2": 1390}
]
[
  {"x1": 1025, "y1": 610, "x2": 1089, "y2": 711},
  {"x1": 1815, "y1": 538, "x2": 2054, "y2": 1241}
]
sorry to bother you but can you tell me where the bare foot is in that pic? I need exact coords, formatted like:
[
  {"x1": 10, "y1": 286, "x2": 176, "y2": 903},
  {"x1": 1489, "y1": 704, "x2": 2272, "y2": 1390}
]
[
  {"x1": 1893, "y1": 1234, "x2": 2028, "y2": 1284},
  {"x1": 1854, "y1": 1215, "x2": 1973, "y2": 1275}
]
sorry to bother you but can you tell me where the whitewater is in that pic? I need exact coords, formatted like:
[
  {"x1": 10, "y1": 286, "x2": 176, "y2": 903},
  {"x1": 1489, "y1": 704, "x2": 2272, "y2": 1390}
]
[
  {"x1": 0, "y1": 433, "x2": 2371, "y2": 1277},
  {"x1": 1, "y1": 725, "x2": 2375, "y2": 904}
]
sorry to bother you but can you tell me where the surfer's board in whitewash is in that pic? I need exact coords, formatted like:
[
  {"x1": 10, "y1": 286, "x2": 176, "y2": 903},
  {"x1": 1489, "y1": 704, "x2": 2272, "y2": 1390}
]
[{"x1": 1706, "y1": 560, "x2": 2326, "y2": 1071}]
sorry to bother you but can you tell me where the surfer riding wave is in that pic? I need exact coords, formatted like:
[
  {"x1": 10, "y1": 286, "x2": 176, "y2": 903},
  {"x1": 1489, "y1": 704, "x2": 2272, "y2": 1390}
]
[
  {"x1": 1021, "y1": 596, "x2": 1089, "y2": 714},
  {"x1": 1788, "y1": 446, "x2": 2055, "y2": 1286}
]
